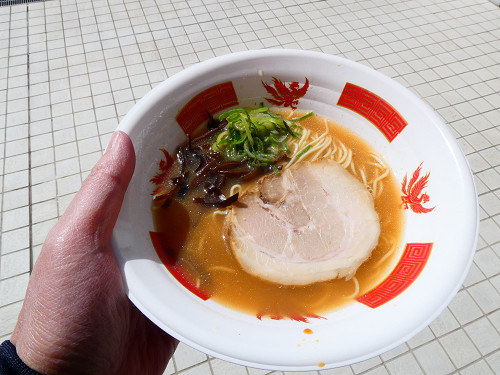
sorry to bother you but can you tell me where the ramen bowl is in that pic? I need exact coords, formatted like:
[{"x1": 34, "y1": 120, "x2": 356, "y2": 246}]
[{"x1": 111, "y1": 49, "x2": 478, "y2": 371}]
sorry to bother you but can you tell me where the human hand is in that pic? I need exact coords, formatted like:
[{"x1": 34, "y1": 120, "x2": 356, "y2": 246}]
[{"x1": 11, "y1": 131, "x2": 177, "y2": 375}]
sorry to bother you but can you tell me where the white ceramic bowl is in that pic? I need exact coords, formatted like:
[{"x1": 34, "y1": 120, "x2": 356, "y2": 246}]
[{"x1": 111, "y1": 49, "x2": 478, "y2": 371}]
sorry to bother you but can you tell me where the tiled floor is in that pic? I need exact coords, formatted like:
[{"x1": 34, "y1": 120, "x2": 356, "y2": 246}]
[{"x1": 1, "y1": 0, "x2": 499, "y2": 374}]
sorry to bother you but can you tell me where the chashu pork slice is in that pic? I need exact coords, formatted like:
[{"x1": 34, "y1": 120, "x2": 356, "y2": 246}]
[{"x1": 226, "y1": 158, "x2": 380, "y2": 286}]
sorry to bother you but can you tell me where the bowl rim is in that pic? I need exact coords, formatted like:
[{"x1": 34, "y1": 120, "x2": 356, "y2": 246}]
[{"x1": 113, "y1": 48, "x2": 479, "y2": 371}]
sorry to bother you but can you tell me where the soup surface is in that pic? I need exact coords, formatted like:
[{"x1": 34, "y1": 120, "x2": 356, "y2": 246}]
[{"x1": 152, "y1": 110, "x2": 404, "y2": 319}]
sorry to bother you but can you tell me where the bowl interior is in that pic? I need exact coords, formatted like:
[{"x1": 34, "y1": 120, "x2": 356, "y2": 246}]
[{"x1": 111, "y1": 49, "x2": 478, "y2": 371}]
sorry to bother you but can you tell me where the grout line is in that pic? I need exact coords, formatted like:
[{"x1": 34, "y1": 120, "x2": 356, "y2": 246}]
[
  {"x1": 174, "y1": 358, "x2": 210, "y2": 375},
  {"x1": 366, "y1": 305, "x2": 500, "y2": 373},
  {"x1": 82, "y1": 0, "x2": 117, "y2": 154},
  {"x1": 171, "y1": 349, "x2": 178, "y2": 374},
  {"x1": 432, "y1": 337, "x2": 457, "y2": 375},
  {"x1": 55, "y1": 0, "x2": 81, "y2": 219},
  {"x1": 410, "y1": 350, "x2": 429, "y2": 375},
  {"x1": 35, "y1": 0, "x2": 56, "y2": 259},
  {"x1": 206, "y1": 357, "x2": 215, "y2": 375},
  {"x1": 0, "y1": 4, "x2": 14, "y2": 279},
  {"x1": 360, "y1": 363, "x2": 389, "y2": 375},
  {"x1": 454, "y1": 350, "x2": 500, "y2": 374},
  {"x1": 46, "y1": 0, "x2": 70, "y2": 219},
  {"x1": 485, "y1": 348, "x2": 500, "y2": 372},
  {"x1": 26, "y1": 2, "x2": 34, "y2": 273}
]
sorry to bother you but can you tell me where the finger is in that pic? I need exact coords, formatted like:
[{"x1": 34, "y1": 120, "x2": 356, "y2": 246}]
[{"x1": 52, "y1": 131, "x2": 136, "y2": 247}]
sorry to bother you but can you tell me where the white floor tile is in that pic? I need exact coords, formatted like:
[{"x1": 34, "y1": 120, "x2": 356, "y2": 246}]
[
  {"x1": 31, "y1": 180, "x2": 57, "y2": 204},
  {"x1": 318, "y1": 366, "x2": 353, "y2": 375},
  {"x1": 429, "y1": 308, "x2": 460, "y2": 337},
  {"x1": 350, "y1": 356, "x2": 382, "y2": 374},
  {"x1": 485, "y1": 351, "x2": 500, "y2": 374},
  {"x1": 3, "y1": 169, "x2": 29, "y2": 191},
  {"x1": 448, "y1": 290, "x2": 483, "y2": 325},
  {"x1": 1, "y1": 226, "x2": 29, "y2": 256},
  {"x1": 413, "y1": 341, "x2": 455, "y2": 375},
  {"x1": 459, "y1": 359, "x2": 495, "y2": 375},
  {"x1": 468, "y1": 280, "x2": 500, "y2": 314},
  {"x1": 385, "y1": 353, "x2": 423, "y2": 375},
  {"x1": 0, "y1": 249, "x2": 29, "y2": 279},
  {"x1": 173, "y1": 342, "x2": 208, "y2": 372},
  {"x1": 2, "y1": 187, "x2": 29, "y2": 211},
  {"x1": 177, "y1": 361, "x2": 211, "y2": 375},
  {"x1": 31, "y1": 199, "x2": 58, "y2": 224},
  {"x1": 163, "y1": 358, "x2": 176, "y2": 375},
  {"x1": 0, "y1": 273, "x2": 29, "y2": 306},
  {"x1": 464, "y1": 317, "x2": 500, "y2": 356},
  {"x1": 439, "y1": 330, "x2": 481, "y2": 368},
  {"x1": 1, "y1": 206, "x2": 29, "y2": 232},
  {"x1": 211, "y1": 358, "x2": 248, "y2": 375},
  {"x1": 0, "y1": 301, "x2": 22, "y2": 337}
]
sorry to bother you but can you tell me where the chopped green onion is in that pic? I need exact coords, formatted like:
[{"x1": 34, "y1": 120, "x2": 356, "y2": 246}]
[
  {"x1": 295, "y1": 144, "x2": 312, "y2": 159},
  {"x1": 290, "y1": 111, "x2": 313, "y2": 122},
  {"x1": 270, "y1": 164, "x2": 280, "y2": 175},
  {"x1": 283, "y1": 120, "x2": 300, "y2": 139},
  {"x1": 219, "y1": 108, "x2": 245, "y2": 121},
  {"x1": 213, "y1": 107, "x2": 313, "y2": 167}
]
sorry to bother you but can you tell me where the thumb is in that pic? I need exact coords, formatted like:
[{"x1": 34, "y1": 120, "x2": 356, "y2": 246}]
[
  {"x1": 53, "y1": 131, "x2": 136, "y2": 248},
  {"x1": 10, "y1": 131, "x2": 136, "y2": 373}
]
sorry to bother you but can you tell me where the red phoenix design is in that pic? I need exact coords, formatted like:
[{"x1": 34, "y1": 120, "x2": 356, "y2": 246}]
[
  {"x1": 401, "y1": 163, "x2": 435, "y2": 214},
  {"x1": 262, "y1": 77, "x2": 309, "y2": 109}
]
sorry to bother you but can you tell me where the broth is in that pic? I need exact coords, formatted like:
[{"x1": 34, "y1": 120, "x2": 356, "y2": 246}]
[{"x1": 152, "y1": 111, "x2": 404, "y2": 319}]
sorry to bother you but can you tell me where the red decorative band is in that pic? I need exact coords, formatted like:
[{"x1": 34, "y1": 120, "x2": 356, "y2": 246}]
[
  {"x1": 149, "y1": 231, "x2": 210, "y2": 301},
  {"x1": 356, "y1": 243, "x2": 433, "y2": 308},
  {"x1": 337, "y1": 83, "x2": 407, "y2": 142},
  {"x1": 176, "y1": 81, "x2": 239, "y2": 135}
]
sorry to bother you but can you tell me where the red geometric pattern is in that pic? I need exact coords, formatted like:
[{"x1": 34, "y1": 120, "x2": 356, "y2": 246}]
[
  {"x1": 149, "y1": 231, "x2": 210, "y2": 301},
  {"x1": 337, "y1": 83, "x2": 408, "y2": 142},
  {"x1": 356, "y1": 243, "x2": 433, "y2": 308},
  {"x1": 176, "y1": 81, "x2": 239, "y2": 135}
]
